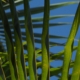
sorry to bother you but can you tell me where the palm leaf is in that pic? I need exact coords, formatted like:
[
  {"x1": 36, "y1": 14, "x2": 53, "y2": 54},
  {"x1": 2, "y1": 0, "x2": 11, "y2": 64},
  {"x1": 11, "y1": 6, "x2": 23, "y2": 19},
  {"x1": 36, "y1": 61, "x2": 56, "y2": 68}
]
[{"x1": 61, "y1": 3, "x2": 80, "y2": 80}]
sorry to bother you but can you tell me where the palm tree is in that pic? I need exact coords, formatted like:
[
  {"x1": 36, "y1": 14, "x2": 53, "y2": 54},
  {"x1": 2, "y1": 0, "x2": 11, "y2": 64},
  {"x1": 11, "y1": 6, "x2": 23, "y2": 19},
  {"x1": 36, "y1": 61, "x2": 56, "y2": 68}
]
[{"x1": 0, "y1": 0, "x2": 80, "y2": 80}]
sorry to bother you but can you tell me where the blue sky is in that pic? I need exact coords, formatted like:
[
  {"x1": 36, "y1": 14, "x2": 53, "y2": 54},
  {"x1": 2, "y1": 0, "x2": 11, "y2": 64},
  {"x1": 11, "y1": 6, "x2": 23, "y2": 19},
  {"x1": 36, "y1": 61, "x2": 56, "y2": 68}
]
[{"x1": 0, "y1": 0, "x2": 80, "y2": 80}]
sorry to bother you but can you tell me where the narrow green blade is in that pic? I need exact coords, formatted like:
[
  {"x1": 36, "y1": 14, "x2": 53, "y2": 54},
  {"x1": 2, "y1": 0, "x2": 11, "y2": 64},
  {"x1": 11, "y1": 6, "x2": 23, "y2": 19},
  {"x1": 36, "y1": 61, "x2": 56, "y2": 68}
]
[
  {"x1": 0, "y1": 1, "x2": 18, "y2": 80},
  {"x1": 61, "y1": 3, "x2": 80, "y2": 80},
  {"x1": 23, "y1": 0, "x2": 37, "y2": 80},
  {"x1": 41, "y1": 0, "x2": 50, "y2": 80},
  {"x1": 0, "y1": 60, "x2": 6, "y2": 80},
  {"x1": 0, "y1": 15, "x2": 74, "y2": 23},
  {"x1": 8, "y1": 0, "x2": 26, "y2": 80},
  {"x1": 3, "y1": 0, "x2": 31, "y2": 10},
  {"x1": 0, "y1": 1, "x2": 78, "y2": 19},
  {"x1": 71, "y1": 39, "x2": 80, "y2": 80}
]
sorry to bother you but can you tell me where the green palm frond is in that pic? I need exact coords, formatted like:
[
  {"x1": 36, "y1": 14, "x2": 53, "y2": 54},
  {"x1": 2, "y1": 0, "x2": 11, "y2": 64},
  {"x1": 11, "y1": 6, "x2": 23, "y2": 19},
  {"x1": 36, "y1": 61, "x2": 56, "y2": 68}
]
[{"x1": 0, "y1": 0, "x2": 80, "y2": 80}]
